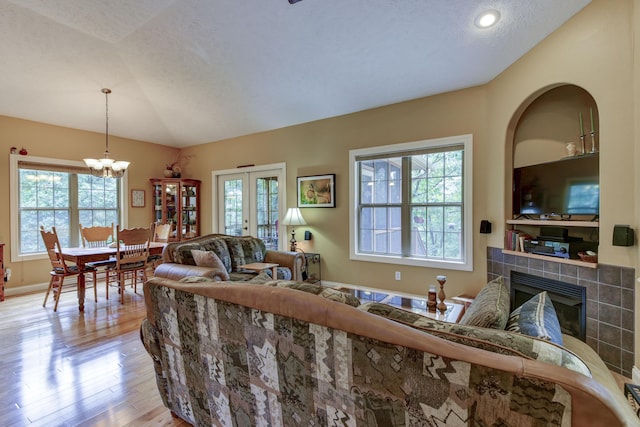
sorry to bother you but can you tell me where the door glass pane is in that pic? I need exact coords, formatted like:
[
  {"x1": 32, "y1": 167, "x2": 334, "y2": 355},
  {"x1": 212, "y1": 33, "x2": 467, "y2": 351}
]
[
  {"x1": 165, "y1": 184, "x2": 178, "y2": 226},
  {"x1": 224, "y1": 179, "x2": 243, "y2": 236},
  {"x1": 255, "y1": 176, "x2": 279, "y2": 250}
]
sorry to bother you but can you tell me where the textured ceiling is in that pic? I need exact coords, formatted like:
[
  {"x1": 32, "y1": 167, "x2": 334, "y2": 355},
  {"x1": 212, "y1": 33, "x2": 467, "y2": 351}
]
[{"x1": 0, "y1": 0, "x2": 590, "y2": 148}]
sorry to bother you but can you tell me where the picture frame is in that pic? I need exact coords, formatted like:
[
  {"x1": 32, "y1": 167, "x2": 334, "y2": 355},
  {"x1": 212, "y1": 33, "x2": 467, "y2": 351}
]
[
  {"x1": 297, "y1": 174, "x2": 335, "y2": 208},
  {"x1": 131, "y1": 189, "x2": 145, "y2": 208}
]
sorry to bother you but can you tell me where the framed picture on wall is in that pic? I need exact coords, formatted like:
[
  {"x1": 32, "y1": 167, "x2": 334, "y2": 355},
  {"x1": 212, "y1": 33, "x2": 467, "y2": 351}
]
[
  {"x1": 131, "y1": 189, "x2": 145, "y2": 208},
  {"x1": 297, "y1": 174, "x2": 335, "y2": 208}
]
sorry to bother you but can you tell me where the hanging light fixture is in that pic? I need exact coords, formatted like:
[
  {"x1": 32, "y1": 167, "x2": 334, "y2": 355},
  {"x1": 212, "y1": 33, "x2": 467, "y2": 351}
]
[{"x1": 83, "y1": 88, "x2": 130, "y2": 178}]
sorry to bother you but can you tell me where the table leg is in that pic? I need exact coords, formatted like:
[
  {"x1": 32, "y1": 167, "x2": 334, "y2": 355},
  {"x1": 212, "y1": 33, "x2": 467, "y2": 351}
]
[
  {"x1": 271, "y1": 266, "x2": 277, "y2": 279},
  {"x1": 77, "y1": 263, "x2": 86, "y2": 312}
]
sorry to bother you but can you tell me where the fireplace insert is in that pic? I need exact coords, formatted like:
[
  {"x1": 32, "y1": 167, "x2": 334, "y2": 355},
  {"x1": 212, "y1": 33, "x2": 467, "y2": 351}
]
[{"x1": 510, "y1": 271, "x2": 586, "y2": 341}]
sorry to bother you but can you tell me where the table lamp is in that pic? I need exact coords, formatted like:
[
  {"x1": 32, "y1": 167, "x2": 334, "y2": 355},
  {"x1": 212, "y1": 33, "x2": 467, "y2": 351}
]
[{"x1": 281, "y1": 208, "x2": 307, "y2": 251}]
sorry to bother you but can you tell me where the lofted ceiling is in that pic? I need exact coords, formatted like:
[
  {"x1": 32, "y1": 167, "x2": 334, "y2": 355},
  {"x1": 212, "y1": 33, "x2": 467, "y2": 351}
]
[{"x1": 0, "y1": 0, "x2": 590, "y2": 148}]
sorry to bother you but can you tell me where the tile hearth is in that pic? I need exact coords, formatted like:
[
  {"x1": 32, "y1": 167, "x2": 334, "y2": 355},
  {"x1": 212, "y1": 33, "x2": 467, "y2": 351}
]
[{"x1": 487, "y1": 247, "x2": 634, "y2": 376}]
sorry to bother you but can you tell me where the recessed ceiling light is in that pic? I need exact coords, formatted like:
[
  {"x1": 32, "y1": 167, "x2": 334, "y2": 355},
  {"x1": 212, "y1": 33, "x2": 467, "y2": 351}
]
[{"x1": 475, "y1": 10, "x2": 500, "y2": 28}]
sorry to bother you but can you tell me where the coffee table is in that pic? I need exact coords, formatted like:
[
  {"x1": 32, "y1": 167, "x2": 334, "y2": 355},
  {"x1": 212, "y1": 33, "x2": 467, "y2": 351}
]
[
  {"x1": 238, "y1": 262, "x2": 279, "y2": 279},
  {"x1": 340, "y1": 285, "x2": 465, "y2": 323}
]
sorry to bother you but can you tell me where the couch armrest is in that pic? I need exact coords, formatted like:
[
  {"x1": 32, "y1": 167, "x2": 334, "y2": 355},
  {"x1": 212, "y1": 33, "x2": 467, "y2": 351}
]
[
  {"x1": 140, "y1": 319, "x2": 171, "y2": 409},
  {"x1": 154, "y1": 262, "x2": 226, "y2": 281},
  {"x1": 562, "y1": 334, "x2": 639, "y2": 423},
  {"x1": 264, "y1": 250, "x2": 305, "y2": 281}
]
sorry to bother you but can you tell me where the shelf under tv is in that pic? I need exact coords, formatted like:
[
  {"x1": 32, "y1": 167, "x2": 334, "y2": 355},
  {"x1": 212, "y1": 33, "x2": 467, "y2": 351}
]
[
  {"x1": 501, "y1": 249, "x2": 597, "y2": 268},
  {"x1": 507, "y1": 219, "x2": 599, "y2": 228}
]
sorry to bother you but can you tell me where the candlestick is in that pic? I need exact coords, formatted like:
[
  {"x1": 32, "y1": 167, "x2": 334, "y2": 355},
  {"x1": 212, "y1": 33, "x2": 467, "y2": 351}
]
[
  {"x1": 589, "y1": 131, "x2": 597, "y2": 153},
  {"x1": 579, "y1": 112, "x2": 584, "y2": 136},
  {"x1": 590, "y1": 108, "x2": 595, "y2": 133},
  {"x1": 579, "y1": 134, "x2": 585, "y2": 155},
  {"x1": 436, "y1": 276, "x2": 447, "y2": 314}
]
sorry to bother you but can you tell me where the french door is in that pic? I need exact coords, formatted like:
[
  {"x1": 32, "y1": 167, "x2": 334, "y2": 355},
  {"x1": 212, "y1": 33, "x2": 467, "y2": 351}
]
[{"x1": 213, "y1": 163, "x2": 286, "y2": 251}]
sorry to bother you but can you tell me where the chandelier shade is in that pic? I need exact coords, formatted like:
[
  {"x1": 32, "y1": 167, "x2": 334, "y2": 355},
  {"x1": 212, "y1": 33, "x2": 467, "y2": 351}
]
[{"x1": 83, "y1": 88, "x2": 130, "y2": 178}]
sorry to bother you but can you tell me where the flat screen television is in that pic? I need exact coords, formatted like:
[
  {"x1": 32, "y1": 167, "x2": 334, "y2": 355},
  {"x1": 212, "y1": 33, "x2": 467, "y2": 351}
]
[{"x1": 513, "y1": 153, "x2": 599, "y2": 218}]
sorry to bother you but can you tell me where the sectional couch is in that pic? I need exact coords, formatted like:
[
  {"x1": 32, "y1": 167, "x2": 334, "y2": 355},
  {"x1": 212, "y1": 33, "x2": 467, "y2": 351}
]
[
  {"x1": 140, "y1": 274, "x2": 638, "y2": 426},
  {"x1": 153, "y1": 233, "x2": 304, "y2": 282}
]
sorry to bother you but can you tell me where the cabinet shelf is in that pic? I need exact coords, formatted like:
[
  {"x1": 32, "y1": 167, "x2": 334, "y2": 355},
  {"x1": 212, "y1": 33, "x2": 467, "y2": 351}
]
[
  {"x1": 501, "y1": 249, "x2": 597, "y2": 268},
  {"x1": 507, "y1": 219, "x2": 598, "y2": 228}
]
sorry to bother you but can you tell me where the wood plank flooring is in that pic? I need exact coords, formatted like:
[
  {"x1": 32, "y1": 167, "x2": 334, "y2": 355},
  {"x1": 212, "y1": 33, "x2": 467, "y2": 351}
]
[{"x1": 0, "y1": 282, "x2": 190, "y2": 427}]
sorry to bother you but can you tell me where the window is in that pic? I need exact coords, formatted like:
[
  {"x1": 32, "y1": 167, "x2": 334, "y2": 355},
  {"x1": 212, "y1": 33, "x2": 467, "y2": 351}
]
[
  {"x1": 10, "y1": 155, "x2": 127, "y2": 261},
  {"x1": 349, "y1": 135, "x2": 472, "y2": 271}
]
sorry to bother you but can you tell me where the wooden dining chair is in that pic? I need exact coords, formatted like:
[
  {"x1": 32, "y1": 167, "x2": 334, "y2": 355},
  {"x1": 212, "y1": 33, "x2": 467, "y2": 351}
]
[
  {"x1": 147, "y1": 222, "x2": 171, "y2": 272},
  {"x1": 80, "y1": 223, "x2": 115, "y2": 248},
  {"x1": 40, "y1": 226, "x2": 96, "y2": 311},
  {"x1": 80, "y1": 223, "x2": 116, "y2": 287},
  {"x1": 106, "y1": 225, "x2": 152, "y2": 304}
]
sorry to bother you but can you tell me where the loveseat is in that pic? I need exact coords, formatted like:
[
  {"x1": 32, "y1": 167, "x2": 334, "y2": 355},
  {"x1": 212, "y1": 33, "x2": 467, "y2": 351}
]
[
  {"x1": 153, "y1": 233, "x2": 304, "y2": 282},
  {"x1": 141, "y1": 275, "x2": 638, "y2": 426}
]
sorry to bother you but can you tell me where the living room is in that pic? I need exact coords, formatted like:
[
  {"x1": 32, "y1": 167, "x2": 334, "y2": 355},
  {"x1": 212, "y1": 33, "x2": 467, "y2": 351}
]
[{"x1": 0, "y1": 0, "x2": 639, "y2": 424}]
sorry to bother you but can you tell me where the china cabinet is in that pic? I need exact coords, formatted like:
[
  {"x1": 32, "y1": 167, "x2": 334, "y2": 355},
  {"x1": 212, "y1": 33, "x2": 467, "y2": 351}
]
[{"x1": 150, "y1": 178, "x2": 201, "y2": 241}]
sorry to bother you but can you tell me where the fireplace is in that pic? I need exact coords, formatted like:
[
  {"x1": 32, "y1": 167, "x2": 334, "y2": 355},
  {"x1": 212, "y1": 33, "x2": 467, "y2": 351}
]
[{"x1": 510, "y1": 271, "x2": 586, "y2": 341}]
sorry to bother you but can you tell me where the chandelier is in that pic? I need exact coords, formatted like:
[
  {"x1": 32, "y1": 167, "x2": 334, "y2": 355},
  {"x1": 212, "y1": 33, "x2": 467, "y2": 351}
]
[{"x1": 83, "y1": 88, "x2": 130, "y2": 178}]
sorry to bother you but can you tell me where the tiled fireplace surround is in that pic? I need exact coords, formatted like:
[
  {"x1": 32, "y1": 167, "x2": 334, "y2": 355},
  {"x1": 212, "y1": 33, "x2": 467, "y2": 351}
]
[{"x1": 487, "y1": 247, "x2": 635, "y2": 376}]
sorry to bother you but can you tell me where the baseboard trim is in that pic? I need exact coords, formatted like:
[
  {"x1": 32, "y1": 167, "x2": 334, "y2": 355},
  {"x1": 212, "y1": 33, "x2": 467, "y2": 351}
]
[{"x1": 4, "y1": 282, "x2": 48, "y2": 297}]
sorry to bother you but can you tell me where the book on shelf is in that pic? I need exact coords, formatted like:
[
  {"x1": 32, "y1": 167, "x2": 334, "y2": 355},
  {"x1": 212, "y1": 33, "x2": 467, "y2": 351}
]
[{"x1": 504, "y1": 229, "x2": 532, "y2": 252}]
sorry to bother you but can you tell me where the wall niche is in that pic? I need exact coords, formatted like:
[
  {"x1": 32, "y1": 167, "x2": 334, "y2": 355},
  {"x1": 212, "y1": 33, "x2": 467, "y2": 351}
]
[{"x1": 505, "y1": 84, "x2": 600, "y2": 267}]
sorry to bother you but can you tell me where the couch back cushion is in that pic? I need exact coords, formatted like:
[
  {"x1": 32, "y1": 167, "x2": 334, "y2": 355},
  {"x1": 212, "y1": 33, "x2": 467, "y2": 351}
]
[
  {"x1": 225, "y1": 236, "x2": 266, "y2": 271},
  {"x1": 173, "y1": 238, "x2": 232, "y2": 272},
  {"x1": 359, "y1": 302, "x2": 591, "y2": 377}
]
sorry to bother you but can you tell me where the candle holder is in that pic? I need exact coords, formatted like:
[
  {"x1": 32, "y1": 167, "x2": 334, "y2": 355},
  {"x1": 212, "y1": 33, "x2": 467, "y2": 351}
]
[
  {"x1": 579, "y1": 134, "x2": 586, "y2": 155},
  {"x1": 427, "y1": 285, "x2": 437, "y2": 312},
  {"x1": 589, "y1": 131, "x2": 597, "y2": 153},
  {"x1": 436, "y1": 275, "x2": 447, "y2": 314}
]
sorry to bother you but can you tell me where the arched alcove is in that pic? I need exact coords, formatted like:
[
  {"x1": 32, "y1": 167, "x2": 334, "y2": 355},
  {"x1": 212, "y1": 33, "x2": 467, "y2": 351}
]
[
  {"x1": 513, "y1": 85, "x2": 598, "y2": 168},
  {"x1": 505, "y1": 84, "x2": 599, "y2": 222}
]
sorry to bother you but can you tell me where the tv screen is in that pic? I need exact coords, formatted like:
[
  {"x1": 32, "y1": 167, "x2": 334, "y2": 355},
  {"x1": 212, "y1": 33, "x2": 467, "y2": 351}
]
[{"x1": 513, "y1": 153, "x2": 599, "y2": 218}]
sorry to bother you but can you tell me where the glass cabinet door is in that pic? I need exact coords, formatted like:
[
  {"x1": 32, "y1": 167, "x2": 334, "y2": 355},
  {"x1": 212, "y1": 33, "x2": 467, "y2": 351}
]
[
  {"x1": 181, "y1": 183, "x2": 198, "y2": 239},
  {"x1": 150, "y1": 178, "x2": 200, "y2": 241}
]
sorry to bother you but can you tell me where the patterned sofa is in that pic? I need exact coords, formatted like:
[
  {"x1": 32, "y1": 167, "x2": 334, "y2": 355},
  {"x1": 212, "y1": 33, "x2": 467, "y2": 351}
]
[
  {"x1": 141, "y1": 276, "x2": 638, "y2": 426},
  {"x1": 153, "y1": 233, "x2": 304, "y2": 282}
]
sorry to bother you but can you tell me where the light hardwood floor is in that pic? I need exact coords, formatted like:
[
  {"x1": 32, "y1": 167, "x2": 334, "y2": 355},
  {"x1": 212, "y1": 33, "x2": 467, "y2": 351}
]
[{"x1": 0, "y1": 282, "x2": 190, "y2": 427}]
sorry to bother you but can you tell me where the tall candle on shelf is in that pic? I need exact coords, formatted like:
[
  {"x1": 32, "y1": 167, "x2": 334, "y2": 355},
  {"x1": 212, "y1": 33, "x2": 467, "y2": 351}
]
[
  {"x1": 579, "y1": 112, "x2": 584, "y2": 136},
  {"x1": 590, "y1": 108, "x2": 595, "y2": 133}
]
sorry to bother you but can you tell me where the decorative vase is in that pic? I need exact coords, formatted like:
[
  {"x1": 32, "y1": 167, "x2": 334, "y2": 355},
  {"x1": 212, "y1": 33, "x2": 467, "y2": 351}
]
[{"x1": 163, "y1": 169, "x2": 173, "y2": 178}]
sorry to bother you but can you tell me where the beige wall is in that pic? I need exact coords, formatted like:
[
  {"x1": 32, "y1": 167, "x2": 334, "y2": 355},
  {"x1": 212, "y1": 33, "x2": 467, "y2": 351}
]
[
  {"x1": 180, "y1": 85, "x2": 490, "y2": 298},
  {"x1": 0, "y1": 0, "x2": 637, "y2": 364},
  {"x1": 0, "y1": 116, "x2": 178, "y2": 290}
]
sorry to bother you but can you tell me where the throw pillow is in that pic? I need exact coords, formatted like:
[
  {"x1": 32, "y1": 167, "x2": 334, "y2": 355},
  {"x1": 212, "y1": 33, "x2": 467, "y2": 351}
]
[
  {"x1": 458, "y1": 276, "x2": 510, "y2": 329},
  {"x1": 506, "y1": 291, "x2": 563, "y2": 345},
  {"x1": 191, "y1": 249, "x2": 230, "y2": 281}
]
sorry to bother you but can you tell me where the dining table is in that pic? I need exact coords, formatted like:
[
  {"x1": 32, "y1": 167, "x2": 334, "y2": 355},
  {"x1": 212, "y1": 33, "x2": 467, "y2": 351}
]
[{"x1": 59, "y1": 242, "x2": 166, "y2": 311}]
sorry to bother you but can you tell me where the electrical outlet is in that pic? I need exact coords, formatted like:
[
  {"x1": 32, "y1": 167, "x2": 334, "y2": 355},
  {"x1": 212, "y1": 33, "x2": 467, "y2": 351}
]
[{"x1": 395, "y1": 271, "x2": 401, "y2": 281}]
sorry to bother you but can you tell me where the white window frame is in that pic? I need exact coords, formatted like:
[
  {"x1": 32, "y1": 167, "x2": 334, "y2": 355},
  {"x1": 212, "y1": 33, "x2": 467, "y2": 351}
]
[
  {"x1": 349, "y1": 134, "x2": 473, "y2": 271},
  {"x1": 9, "y1": 154, "x2": 129, "y2": 262}
]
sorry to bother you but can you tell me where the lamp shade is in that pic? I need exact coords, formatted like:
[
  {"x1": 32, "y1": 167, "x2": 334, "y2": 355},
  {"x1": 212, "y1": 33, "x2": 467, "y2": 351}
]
[{"x1": 281, "y1": 208, "x2": 306, "y2": 226}]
